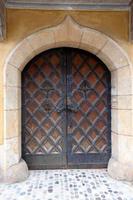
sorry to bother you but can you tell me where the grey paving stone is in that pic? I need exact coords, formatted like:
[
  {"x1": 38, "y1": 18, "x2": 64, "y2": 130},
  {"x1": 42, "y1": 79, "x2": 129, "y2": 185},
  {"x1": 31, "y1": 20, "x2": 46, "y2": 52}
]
[{"x1": 0, "y1": 169, "x2": 133, "y2": 200}]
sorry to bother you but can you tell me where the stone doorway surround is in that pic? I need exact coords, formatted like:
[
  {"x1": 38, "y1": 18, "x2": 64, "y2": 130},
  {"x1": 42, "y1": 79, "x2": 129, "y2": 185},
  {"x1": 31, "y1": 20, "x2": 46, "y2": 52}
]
[{"x1": 1, "y1": 16, "x2": 133, "y2": 183}]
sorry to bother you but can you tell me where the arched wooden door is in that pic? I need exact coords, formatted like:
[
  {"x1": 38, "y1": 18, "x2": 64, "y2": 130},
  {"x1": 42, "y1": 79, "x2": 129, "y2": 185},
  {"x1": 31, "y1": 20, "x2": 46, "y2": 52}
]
[{"x1": 22, "y1": 48, "x2": 111, "y2": 169}]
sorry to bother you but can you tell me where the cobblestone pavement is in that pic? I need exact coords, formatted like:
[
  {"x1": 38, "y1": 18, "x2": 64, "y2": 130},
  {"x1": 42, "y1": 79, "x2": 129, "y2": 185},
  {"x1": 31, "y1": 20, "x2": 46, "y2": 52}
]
[{"x1": 0, "y1": 169, "x2": 133, "y2": 200}]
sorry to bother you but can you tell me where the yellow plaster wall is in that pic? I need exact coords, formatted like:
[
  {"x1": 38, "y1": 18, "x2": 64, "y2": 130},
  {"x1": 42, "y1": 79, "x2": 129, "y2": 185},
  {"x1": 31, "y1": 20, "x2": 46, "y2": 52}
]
[{"x1": 0, "y1": 9, "x2": 131, "y2": 144}]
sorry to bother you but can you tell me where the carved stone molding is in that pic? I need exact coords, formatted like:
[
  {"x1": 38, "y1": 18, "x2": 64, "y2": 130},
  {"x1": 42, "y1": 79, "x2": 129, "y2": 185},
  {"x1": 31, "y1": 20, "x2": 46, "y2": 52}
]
[
  {"x1": 130, "y1": 0, "x2": 133, "y2": 41},
  {"x1": 0, "y1": 0, "x2": 133, "y2": 41},
  {"x1": 6, "y1": 0, "x2": 130, "y2": 10},
  {"x1": 0, "y1": 0, "x2": 6, "y2": 41}
]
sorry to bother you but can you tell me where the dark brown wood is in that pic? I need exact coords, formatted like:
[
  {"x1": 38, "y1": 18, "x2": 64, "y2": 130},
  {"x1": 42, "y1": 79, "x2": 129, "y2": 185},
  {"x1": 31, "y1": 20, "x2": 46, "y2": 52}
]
[
  {"x1": 22, "y1": 47, "x2": 111, "y2": 169},
  {"x1": 67, "y1": 48, "x2": 111, "y2": 166},
  {"x1": 22, "y1": 48, "x2": 67, "y2": 169}
]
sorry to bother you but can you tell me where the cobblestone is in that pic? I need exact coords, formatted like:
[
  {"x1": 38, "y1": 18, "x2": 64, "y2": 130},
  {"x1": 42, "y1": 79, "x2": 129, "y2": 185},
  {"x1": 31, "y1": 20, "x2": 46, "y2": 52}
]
[{"x1": 0, "y1": 169, "x2": 133, "y2": 200}]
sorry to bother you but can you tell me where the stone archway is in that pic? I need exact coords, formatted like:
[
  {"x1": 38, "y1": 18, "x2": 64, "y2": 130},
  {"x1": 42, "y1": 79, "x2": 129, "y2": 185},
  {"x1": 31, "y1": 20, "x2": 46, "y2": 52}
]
[{"x1": 2, "y1": 16, "x2": 133, "y2": 183}]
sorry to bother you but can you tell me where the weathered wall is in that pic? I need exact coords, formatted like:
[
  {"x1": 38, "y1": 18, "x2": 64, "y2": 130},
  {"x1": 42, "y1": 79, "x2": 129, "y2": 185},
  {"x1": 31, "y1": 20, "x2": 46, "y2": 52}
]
[{"x1": 0, "y1": 9, "x2": 130, "y2": 144}]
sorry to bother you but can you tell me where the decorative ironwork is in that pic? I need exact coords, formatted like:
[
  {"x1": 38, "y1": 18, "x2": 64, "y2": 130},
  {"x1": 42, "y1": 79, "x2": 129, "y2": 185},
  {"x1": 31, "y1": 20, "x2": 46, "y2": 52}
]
[
  {"x1": 67, "y1": 96, "x2": 78, "y2": 112},
  {"x1": 40, "y1": 80, "x2": 54, "y2": 97},
  {"x1": 56, "y1": 101, "x2": 65, "y2": 113},
  {"x1": 39, "y1": 81, "x2": 55, "y2": 112},
  {"x1": 56, "y1": 98, "x2": 78, "y2": 113},
  {"x1": 42, "y1": 99, "x2": 53, "y2": 112},
  {"x1": 78, "y1": 80, "x2": 93, "y2": 98}
]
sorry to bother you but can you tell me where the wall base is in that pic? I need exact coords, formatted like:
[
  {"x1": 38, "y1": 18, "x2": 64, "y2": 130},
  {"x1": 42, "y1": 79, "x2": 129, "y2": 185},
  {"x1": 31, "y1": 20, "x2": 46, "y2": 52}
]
[
  {"x1": 108, "y1": 157, "x2": 133, "y2": 182},
  {"x1": 4, "y1": 159, "x2": 29, "y2": 184},
  {"x1": 1, "y1": 157, "x2": 133, "y2": 183}
]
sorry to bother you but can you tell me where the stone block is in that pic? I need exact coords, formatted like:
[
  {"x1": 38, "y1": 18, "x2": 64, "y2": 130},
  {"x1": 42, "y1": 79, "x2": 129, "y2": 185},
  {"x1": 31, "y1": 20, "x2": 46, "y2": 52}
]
[
  {"x1": 111, "y1": 95, "x2": 132, "y2": 110},
  {"x1": 4, "y1": 64, "x2": 21, "y2": 87},
  {"x1": 108, "y1": 157, "x2": 133, "y2": 181},
  {"x1": 27, "y1": 29, "x2": 55, "y2": 56},
  {"x1": 5, "y1": 159, "x2": 29, "y2": 184},
  {"x1": 80, "y1": 28, "x2": 108, "y2": 54},
  {"x1": 98, "y1": 40, "x2": 129, "y2": 71},
  {"x1": 4, "y1": 109, "x2": 21, "y2": 139},
  {"x1": 54, "y1": 16, "x2": 82, "y2": 47},
  {"x1": 5, "y1": 136, "x2": 21, "y2": 168},
  {"x1": 112, "y1": 109, "x2": 132, "y2": 136},
  {"x1": 8, "y1": 39, "x2": 35, "y2": 71},
  {"x1": 117, "y1": 66, "x2": 131, "y2": 96},
  {"x1": 4, "y1": 87, "x2": 21, "y2": 110},
  {"x1": 112, "y1": 132, "x2": 133, "y2": 163}
]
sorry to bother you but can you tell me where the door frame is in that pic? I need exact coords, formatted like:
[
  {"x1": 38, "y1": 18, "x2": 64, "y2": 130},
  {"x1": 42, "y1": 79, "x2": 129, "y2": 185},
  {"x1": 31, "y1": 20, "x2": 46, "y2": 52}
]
[{"x1": 2, "y1": 16, "x2": 133, "y2": 182}]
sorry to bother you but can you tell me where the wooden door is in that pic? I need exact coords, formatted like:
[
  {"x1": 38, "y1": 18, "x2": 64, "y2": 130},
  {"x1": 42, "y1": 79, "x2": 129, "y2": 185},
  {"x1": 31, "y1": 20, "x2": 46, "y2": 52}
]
[
  {"x1": 22, "y1": 48, "x2": 67, "y2": 169},
  {"x1": 22, "y1": 48, "x2": 111, "y2": 169},
  {"x1": 66, "y1": 49, "x2": 111, "y2": 168}
]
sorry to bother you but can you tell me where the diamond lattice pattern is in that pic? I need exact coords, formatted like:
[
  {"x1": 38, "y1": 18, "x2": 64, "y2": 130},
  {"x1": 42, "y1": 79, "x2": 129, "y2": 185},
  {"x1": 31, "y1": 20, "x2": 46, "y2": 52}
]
[
  {"x1": 71, "y1": 51, "x2": 110, "y2": 154},
  {"x1": 22, "y1": 50, "x2": 65, "y2": 155}
]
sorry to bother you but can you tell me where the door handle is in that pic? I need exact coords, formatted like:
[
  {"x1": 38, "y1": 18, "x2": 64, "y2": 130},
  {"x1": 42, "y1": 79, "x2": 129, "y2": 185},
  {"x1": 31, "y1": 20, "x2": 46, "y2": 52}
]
[
  {"x1": 56, "y1": 99, "x2": 78, "y2": 113},
  {"x1": 56, "y1": 105, "x2": 66, "y2": 113},
  {"x1": 56, "y1": 105, "x2": 78, "y2": 113},
  {"x1": 67, "y1": 96, "x2": 78, "y2": 112},
  {"x1": 67, "y1": 104, "x2": 78, "y2": 112}
]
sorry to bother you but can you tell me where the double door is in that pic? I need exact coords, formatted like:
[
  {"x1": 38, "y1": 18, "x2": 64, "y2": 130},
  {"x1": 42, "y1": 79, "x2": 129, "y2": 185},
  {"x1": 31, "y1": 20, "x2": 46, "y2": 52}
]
[{"x1": 22, "y1": 48, "x2": 111, "y2": 169}]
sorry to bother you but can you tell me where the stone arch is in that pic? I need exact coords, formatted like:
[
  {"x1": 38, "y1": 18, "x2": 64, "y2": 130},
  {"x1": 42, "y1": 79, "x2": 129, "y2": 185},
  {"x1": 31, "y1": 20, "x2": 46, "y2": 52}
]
[{"x1": 3, "y1": 16, "x2": 133, "y2": 183}]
